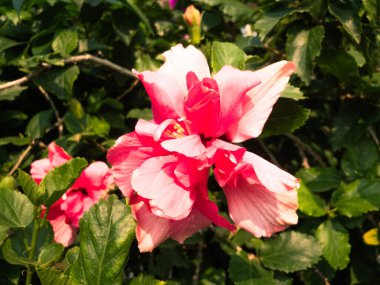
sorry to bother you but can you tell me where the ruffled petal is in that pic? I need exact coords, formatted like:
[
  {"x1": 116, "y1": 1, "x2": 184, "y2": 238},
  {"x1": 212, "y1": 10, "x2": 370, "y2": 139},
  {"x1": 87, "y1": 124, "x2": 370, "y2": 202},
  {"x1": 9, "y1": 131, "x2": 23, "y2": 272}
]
[
  {"x1": 226, "y1": 61, "x2": 295, "y2": 142},
  {"x1": 30, "y1": 158, "x2": 53, "y2": 184},
  {"x1": 47, "y1": 204, "x2": 77, "y2": 247},
  {"x1": 159, "y1": 44, "x2": 211, "y2": 92},
  {"x1": 131, "y1": 155, "x2": 194, "y2": 220},
  {"x1": 213, "y1": 66, "x2": 261, "y2": 137},
  {"x1": 48, "y1": 142, "x2": 72, "y2": 167},
  {"x1": 161, "y1": 134, "x2": 206, "y2": 157}
]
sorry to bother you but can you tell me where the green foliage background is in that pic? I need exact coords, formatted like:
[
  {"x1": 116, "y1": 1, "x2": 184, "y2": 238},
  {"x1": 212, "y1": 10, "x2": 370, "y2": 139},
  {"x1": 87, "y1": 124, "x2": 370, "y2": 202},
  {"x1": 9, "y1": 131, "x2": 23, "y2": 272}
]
[{"x1": 0, "y1": 0, "x2": 379, "y2": 284}]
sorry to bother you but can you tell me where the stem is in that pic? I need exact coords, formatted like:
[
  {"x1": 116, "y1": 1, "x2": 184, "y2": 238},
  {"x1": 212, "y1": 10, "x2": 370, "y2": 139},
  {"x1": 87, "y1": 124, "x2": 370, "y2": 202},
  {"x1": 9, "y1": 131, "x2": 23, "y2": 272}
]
[
  {"x1": 25, "y1": 207, "x2": 41, "y2": 285},
  {"x1": 8, "y1": 141, "x2": 35, "y2": 176}
]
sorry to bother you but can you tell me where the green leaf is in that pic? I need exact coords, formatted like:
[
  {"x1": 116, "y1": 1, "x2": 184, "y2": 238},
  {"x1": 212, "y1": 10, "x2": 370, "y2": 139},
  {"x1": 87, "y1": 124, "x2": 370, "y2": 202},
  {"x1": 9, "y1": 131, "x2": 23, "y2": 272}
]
[
  {"x1": 38, "y1": 243, "x2": 64, "y2": 268},
  {"x1": 0, "y1": 188, "x2": 33, "y2": 229},
  {"x1": 0, "y1": 225, "x2": 8, "y2": 247},
  {"x1": 40, "y1": 157, "x2": 88, "y2": 207},
  {"x1": 286, "y1": 25, "x2": 324, "y2": 85},
  {"x1": 69, "y1": 195, "x2": 136, "y2": 285},
  {"x1": 2, "y1": 220, "x2": 54, "y2": 265},
  {"x1": 0, "y1": 136, "x2": 30, "y2": 146},
  {"x1": 296, "y1": 167, "x2": 341, "y2": 193},
  {"x1": 331, "y1": 179, "x2": 380, "y2": 217},
  {"x1": 33, "y1": 66, "x2": 80, "y2": 100},
  {"x1": 125, "y1": 0, "x2": 154, "y2": 34},
  {"x1": 12, "y1": 0, "x2": 25, "y2": 14},
  {"x1": 229, "y1": 252, "x2": 275, "y2": 285},
  {"x1": 0, "y1": 86, "x2": 27, "y2": 102},
  {"x1": 281, "y1": 84, "x2": 305, "y2": 101},
  {"x1": 52, "y1": 30, "x2": 78, "y2": 57},
  {"x1": 315, "y1": 220, "x2": 351, "y2": 270},
  {"x1": 25, "y1": 110, "x2": 54, "y2": 139},
  {"x1": 363, "y1": 0, "x2": 379, "y2": 25},
  {"x1": 342, "y1": 137, "x2": 379, "y2": 178},
  {"x1": 255, "y1": 7, "x2": 294, "y2": 40},
  {"x1": 0, "y1": 176, "x2": 17, "y2": 191},
  {"x1": 17, "y1": 169, "x2": 44, "y2": 205},
  {"x1": 330, "y1": 101, "x2": 380, "y2": 150},
  {"x1": 260, "y1": 99, "x2": 310, "y2": 137},
  {"x1": 36, "y1": 267, "x2": 70, "y2": 285},
  {"x1": 127, "y1": 108, "x2": 153, "y2": 120},
  {"x1": 297, "y1": 181, "x2": 328, "y2": 217},
  {"x1": 0, "y1": 36, "x2": 24, "y2": 53},
  {"x1": 211, "y1": 41, "x2": 246, "y2": 73},
  {"x1": 201, "y1": 267, "x2": 226, "y2": 285},
  {"x1": 328, "y1": 0, "x2": 361, "y2": 44},
  {"x1": 258, "y1": 231, "x2": 322, "y2": 273}
]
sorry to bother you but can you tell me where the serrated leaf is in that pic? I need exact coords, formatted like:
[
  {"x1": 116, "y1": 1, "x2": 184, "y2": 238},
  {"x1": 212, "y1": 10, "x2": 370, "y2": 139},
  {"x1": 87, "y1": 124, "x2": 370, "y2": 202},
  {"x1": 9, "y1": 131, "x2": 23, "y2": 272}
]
[
  {"x1": 129, "y1": 273, "x2": 166, "y2": 285},
  {"x1": 281, "y1": 85, "x2": 305, "y2": 101},
  {"x1": 36, "y1": 267, "x2": 70, "y2": 285},
  {"x1": 0, "y1": 188, "x2": 33, "y2": 229},
  {"x1": 0, "y1": 86, "x2": 27, "y2": 102},
  {"x1": 258, "y1": 231, "x2": 322, "y2": 273},
  {"x1": 331, "y1": 179, "x2": 380, "y2": 217},
  {"x1": 25, "y1": 110, "x2": 54, "y2": 139},
  {"x1": 328, "y1": 0, "x2": 361, "y2": 44},
  {"x1": 40, "y1": 158, "x2": 88, "y2": 207},
  {"x1": 286, "y1": 25, "x2": 324, "y2": 85},
  {"x1": 315, "y1": 220, "x2": 351, "y2": 270},
  {"x1": 0, "y1": 136, "x2": 30, "y2": 146},
  {"x1": 261, "y1": 99, "x2": 310, "y2": 137},
  {"x1": 33, "y1": 66, "x2": 80, "y2": 100},
  {"x1": 17, "y1": 169, "x2": 44, "y2": 205},
  {"x1": 69, "y1": 195, "x2": 136, "y2": 285},
  {"x1": 297, "y1": 181, "x2": 328, "y2": 217},
  {"x1": 296, "y1": 167, "x2": 341, "y2": 193},
  {"x1": 255, "y1": 7, "x2": 294, "y2": 40},
  {"x1": 38, "y1": 243, "x2": 64, "y2": 268},
  {"x1": 52, "y1": 30, "x2": 78, "y2": 57},
  {"x1": 211, "y1": 41, "x2": 246, "y2": 73},
  {"x1": 229, "y1": 252, "x2": 275, "y2": 285}
]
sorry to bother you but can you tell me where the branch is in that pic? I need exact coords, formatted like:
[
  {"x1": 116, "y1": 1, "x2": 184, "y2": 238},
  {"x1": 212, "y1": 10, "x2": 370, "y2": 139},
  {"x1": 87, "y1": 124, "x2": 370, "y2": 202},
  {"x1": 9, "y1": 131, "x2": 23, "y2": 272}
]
[
  {"x1": 37, "y1": 85, "x2": 63, "y2": 136},
  {"x1": 0, "y1": 53, "x2": 137, "y2": 90},
  {"x1": 258, "y1": 140, "x2": 280, "y2": 167},
  {"x1": 8, "y1": 141, "x2": 35, "y2": 176}
]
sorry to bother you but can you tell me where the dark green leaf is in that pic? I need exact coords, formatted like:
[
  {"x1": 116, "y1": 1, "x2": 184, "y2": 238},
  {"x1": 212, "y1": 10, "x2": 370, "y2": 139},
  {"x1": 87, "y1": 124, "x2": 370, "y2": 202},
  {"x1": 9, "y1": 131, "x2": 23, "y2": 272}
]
[
  {"x1": 125, "y1": 0, "x2": 154, "y2": 34},
  {"x1": 363, "y1": 0, "x2": 379, "y2": 25},
  {"x1": 2, "y1": 238, "x2": 36, "y2": 266},
  {"x1": 258, "y1": 231, "x2": 322, "y2": 273},
  {"x1": 342, "y1": 137, "x2": 379, "y2": 178},
  {"x1": 296, "y1": 167, "x2": 341, "y2": 193},
  {"x1": 261, "y1": 99, "x2": 310, "y2": 137},
  {"x1": 0, "y1": 86, "x2": 27, "y2": 102},
  {"x1": 40, "y1": 158, "x2": 88, "y2": 207},
  {"x1": 229, "y1": 252, "x2": 275, "y2": 285},
  {"x1": 0, "y1": 225, "x2": 8, "y2": 247},
  {"x1": 0, "y1": 136, "x2": 30, "y2": 146},
  {"x1": 281, "y1": 84, "x2": 305, "y2": 101},
  {"x1": 201, "y1": 267, "x2": 226, "y2": 285},
  {"x1": 17, "y1": 169, "x2": 44, "y2": 205},
  {"x1": 211, "y1": 41, "x2": 246, "y2": 73},
  {"x1": 0, "y1": 188, "x2": 33, "y2": 229},
  {"x1": 38, "y1": 243, "x2": 64, "y2": 268},
  {"x1": 36, "y1": 267, "x2": 70, "y2": 285},
  {"x1": 52, "y1": 30, "x2": 78, "y2": 57},
  {"x1": 127, "y1": 108, "x2": 153, "y2": 120},
  {"x1": 63, "y1": 111, "x2": 91, "y2": 134},
  {"x1": 286, "y1": 25, "x2": 324, "y2": 85},
  {"x1": 33, "y1": 66, "x2": 80, "y2": 100},
  {"x1": 25, "y1": 110, "x2": 54, "y2": 139},
  {"x1": 255, "y1": 7, "x2": 294, "y2": 40},
  {"x1": 328, "y1": 0, "x2": 361, "y2": 43},
  {"x1": 0, "y1": 36, "x2": 24, "y2": 53},
  {"x1": 315, "y1": 220, "x2": 351, "y2": 270},
  {"x1": 69, "y1": 195, "x2": 136, "y2": 285},
  {"x1": 11, "y1": 0, "x2": 25, "y2": 14},
  {"x1": 331, "y1": 179, "x2": 380, "y2": 217},
  {"x1": 297, "y1": 181, "x2": 328, "y2": 217},
  {"x1": 129, "y1": 273, "x2": 164, "y2": 285}
]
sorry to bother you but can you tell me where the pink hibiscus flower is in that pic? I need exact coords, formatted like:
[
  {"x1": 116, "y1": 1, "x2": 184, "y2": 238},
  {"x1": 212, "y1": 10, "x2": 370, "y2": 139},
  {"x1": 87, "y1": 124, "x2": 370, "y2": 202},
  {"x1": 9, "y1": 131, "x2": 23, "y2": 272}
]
[
  {"x1": 108, "y1": 44, "x2": 299, "y2": 252},
  {"x1": 30, "y1": 142, "x2": 114, "y2": 246}
]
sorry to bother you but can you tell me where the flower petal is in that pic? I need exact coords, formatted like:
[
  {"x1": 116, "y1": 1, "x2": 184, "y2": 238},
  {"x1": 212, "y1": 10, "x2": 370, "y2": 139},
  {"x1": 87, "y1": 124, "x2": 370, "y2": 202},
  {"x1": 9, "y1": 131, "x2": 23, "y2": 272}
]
[
  {"x1": 131, "y1": 155, "x2": 194, "y2": 220},
  {"x1": 30, "y1": 158, "x2": 53, "y2": 184},
  {"x1": 47, "y1": 203, "x2": 77, "y2": 247},
  {"x1": 48, "y1": 142, "x2": 72, "y2": 167},
  {"x1": 226, "y1": 61, "x2": 295, "y2": 142},
  {"x1": 161, "y1": 134, "x2": 206, "y2": 157}
]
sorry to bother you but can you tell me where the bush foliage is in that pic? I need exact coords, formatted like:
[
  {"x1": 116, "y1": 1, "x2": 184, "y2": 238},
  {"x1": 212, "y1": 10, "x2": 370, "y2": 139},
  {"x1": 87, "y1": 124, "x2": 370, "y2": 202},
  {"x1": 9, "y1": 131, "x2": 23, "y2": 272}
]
[{"x1": 0, "y1": 0, "x2": 379, "y2": 284}]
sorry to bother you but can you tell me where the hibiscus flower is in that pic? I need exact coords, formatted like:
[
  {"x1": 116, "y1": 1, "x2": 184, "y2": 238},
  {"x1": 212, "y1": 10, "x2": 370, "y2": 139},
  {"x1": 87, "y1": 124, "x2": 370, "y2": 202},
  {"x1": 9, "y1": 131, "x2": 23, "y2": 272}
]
[
  {"x1": 30, "y1": 142, "x2": 113, "y2": 246},
  {"x1": 108, "y1": 44, "x2": 299, "y2": 252}
]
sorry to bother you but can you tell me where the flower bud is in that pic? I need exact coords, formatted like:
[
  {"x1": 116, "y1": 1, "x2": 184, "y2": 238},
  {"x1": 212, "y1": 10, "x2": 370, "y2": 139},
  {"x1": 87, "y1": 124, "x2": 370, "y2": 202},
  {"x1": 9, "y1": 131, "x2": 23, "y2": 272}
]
[{"x1": 183, "y1": 5, "x2": 202, "y2": 44}]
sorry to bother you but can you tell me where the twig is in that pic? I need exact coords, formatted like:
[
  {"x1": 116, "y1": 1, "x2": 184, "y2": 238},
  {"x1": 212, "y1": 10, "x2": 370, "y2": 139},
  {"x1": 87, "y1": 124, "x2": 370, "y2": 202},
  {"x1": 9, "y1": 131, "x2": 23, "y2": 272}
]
[
  {"x1": 286, "y1": 134, "x2": 327, "y2": 167},
  {"x1": 8, "y1": 141, "x2": 35, "y2": 176},
  {"x1": 258, "y1": 140, "x2": 280, "y2": 167},
  {"x1": 314, "y1": 267, "x2": 331, "y2": 285},
  {"x1": 117, "y1": 79, "x2": 139, "y2": 100},
  {"x1": 0, "y1": 53, "x2": 137, "y2": 90},
  {"x1": 192, "y1": 241, "x2": 204, "y2": 285},
  {"x1": 368, "y1": 126, "x2": 379, "y2": 149},
  {"x1": 37, "y1": 85, "x2": 63, "y2": 136}
]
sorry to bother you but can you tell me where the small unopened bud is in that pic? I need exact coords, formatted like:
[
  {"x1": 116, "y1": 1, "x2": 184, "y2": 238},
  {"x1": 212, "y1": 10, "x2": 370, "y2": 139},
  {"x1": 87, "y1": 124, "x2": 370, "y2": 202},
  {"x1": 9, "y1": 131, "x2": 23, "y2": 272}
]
[{"x1": 183, "y1": 5, "x2": 202, "y2": 44}]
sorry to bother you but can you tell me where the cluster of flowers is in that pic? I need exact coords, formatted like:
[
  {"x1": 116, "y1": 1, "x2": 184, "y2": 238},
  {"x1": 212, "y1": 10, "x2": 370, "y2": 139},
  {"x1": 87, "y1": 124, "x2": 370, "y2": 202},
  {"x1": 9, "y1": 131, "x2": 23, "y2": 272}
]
[{"x1": 31, "y1": 45, "x2": 299, "y2": 252}]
